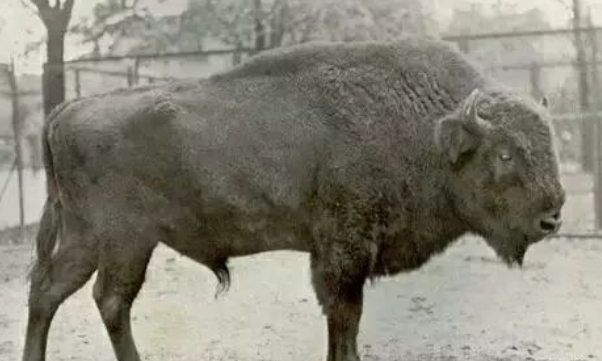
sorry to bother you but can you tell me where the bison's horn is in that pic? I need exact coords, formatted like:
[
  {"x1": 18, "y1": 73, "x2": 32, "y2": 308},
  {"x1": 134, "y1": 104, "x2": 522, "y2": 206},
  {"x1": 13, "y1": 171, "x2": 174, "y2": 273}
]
[
  {"x1": 462, "y1": 88, "x2": 480, "y2": 120},
  {"x1": 462, "y1": 88, "x2": 488, "y2": 135}
]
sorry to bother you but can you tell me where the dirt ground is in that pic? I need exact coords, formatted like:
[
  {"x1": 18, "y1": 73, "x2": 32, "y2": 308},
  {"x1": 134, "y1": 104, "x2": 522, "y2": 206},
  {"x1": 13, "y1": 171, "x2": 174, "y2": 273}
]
[{"x1": 1, "y1": 171, "x2": 601, "y2": 361}]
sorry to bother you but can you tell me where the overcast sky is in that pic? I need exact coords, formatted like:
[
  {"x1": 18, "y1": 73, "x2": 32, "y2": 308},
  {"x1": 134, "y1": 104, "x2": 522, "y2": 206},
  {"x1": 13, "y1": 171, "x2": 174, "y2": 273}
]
[
  {"x1": 0, "y1": 0, "x2": 599, "y2": 74},
  {"x1": 0, "y1": 0, "x2": 188, "y2": 73}
]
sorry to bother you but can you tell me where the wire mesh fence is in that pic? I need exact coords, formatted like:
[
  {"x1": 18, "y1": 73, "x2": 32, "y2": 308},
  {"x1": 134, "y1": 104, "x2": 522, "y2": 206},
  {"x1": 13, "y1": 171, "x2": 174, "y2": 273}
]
[
  {"x1": 444, "y1": 26, "x2": 602, "y2": 233},
  {"x1": 62, "y1": 48, "x2": 253, "y2": 98},
  {"x1": 2, "y1": 26, "x2": 602, "y2": 238},
  {"x1": 445, "y1": 27, "x2": 601, "y2": 172},
  {"x1": 58, "y1": 28, "x2": 602, "y2": 177}
]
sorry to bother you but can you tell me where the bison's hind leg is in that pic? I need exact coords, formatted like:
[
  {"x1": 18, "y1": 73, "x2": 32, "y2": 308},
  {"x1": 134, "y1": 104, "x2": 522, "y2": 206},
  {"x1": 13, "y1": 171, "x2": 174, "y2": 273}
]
[
  {"x1": 92, "y1": 226, "x2": 158, "y2": 361},
  {"x1": 23, "y1": 222, "x2": 98, "y2": 361}
]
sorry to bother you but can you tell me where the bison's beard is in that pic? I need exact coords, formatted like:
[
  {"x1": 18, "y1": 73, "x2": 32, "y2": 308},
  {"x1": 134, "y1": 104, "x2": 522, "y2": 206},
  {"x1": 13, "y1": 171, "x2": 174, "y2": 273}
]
[
  {"x1": 494, "y1": 238, "x2": 529, "y2": 267},
  {"x1": 458, "y1": 206, "x2": 535, "y2": 267},
  {"x1": 483, "y1": 233, "x2": 531, "y2": 268}
]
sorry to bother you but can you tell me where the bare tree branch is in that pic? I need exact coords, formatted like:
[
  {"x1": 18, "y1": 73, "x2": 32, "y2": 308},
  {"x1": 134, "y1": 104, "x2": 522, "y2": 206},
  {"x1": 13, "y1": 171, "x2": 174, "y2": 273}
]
[
  {"x1": 60, "y1": 0, "x2": 76, "y2": 29},
  {"x1": 549, "y1": 0, "x2": 573, "y2": 12},
  {"x1": 205, "y1": 0, "x2": 246, "y2": 46},
  {"x1": 29, "y1": 0, "x2": 77, "y2": 114},
  {"x1": 19, "y1": 0, "x2": 38, "y2": 14},
  {"x1": 30, "y1": 0, "x2": 76, "y2": 28},
  {"x1": 30, "y1": 0, "x2": 50, "y2": 11},
  {"x1": 30, "y1": 0, "x2": 60, "y2": 27},
  {"x1": 62, "y1": 0, "x2": 76, "y2": 14}
]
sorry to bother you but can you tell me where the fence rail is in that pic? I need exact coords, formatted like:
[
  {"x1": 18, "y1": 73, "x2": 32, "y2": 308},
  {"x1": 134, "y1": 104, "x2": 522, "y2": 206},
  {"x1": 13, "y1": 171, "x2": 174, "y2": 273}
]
[
  {"x1": 443, "y1": 26, "x2": 602, "y2": 41},
  {"x1": 64, "y1": 47, "x2": 254, "y2": 64}
]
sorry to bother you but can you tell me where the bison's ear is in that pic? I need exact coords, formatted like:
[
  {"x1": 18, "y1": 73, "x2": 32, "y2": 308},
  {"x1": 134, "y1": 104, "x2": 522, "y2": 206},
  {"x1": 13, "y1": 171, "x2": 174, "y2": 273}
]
[{"x1": 435, "y1": 89, "x2": 491, "y2": 165}]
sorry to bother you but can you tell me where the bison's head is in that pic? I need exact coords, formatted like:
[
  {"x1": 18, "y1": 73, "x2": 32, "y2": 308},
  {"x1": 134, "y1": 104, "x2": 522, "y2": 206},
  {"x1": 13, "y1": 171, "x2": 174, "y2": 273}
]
[{"x1": 435, "y1": 88, "x2": 566, "y2": 267}]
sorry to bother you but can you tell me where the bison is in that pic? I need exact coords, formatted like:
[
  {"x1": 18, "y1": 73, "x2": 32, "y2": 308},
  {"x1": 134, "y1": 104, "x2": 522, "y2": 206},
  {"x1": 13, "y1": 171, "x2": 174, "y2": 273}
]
[{"x1": 22, "y1": 37, "x2": 565, "y2": 361}]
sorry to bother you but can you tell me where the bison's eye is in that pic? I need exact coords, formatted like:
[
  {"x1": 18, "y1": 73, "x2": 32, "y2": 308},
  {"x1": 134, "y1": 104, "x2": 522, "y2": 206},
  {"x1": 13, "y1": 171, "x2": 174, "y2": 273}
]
[
  {"x1": 499, "y1": 153, "x2": 512, "y2": 162},
  {"x1": 494, "y1": 150, "x2": 517, "y2": 184}
]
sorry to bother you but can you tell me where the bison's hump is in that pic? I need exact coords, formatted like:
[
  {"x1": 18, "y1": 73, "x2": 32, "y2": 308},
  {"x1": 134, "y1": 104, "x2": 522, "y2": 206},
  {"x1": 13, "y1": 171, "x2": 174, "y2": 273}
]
[{"x1": 210, "y1": 36, "x2": 483, "y2": 83}]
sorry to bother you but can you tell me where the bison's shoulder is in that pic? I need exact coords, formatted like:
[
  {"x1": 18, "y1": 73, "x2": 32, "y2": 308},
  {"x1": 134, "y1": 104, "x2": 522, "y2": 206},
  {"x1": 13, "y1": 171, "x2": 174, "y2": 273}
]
[{"x1": 206, "y1": 37, "x2": 489, "y2": 130}]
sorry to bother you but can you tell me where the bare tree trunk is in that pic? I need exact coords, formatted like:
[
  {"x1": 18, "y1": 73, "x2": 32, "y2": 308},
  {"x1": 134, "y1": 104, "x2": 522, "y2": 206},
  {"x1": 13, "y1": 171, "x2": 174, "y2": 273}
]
[
  {"x1": 233, "y1": 40, "x2": 244, "y2": 65},
  {"x1": 44, "y1": 25, "x2": 67, "y2": 116},
  {"x1": 31, "y1": 0, "x2": 76, "y2": 116}
]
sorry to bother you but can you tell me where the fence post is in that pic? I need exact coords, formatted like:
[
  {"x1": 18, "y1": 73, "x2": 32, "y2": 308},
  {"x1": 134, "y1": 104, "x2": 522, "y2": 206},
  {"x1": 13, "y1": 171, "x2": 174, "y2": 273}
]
[
  {"x1": 126, "y1": 66, "x2": 134, "y2": 87},
  {"x1": 74, "y1": 68, "x2": 81, "y2": 98},
  {"x1": 457, "y1": 38, "x2": 470, "y2": 54},
  {"x1": 587, "y1": 14, "x2": 602, "y2": 230},
  {"x1": 574, "y1": 1, "x2": 594, "y2": 173},
  {"x1": 133, "y1": 57, "x2": 140, "y2": 86},
  {"x1": 5, "y1": 60, "x2": 25, "y2": 242},
  {"x1": 529, "y1": 63, "x2": 543, "y2": 100},
  {"x1": 233, "y1": 43, "x2": 243, "y2": 66}
]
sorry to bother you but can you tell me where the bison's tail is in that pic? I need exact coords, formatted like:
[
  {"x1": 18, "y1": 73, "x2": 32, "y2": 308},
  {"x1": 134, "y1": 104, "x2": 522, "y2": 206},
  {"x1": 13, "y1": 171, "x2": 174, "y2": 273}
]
[
  {"x1": 27, "y1": 103, "x2": 69, "y2": 285},
  {"x1": 28, "y1": 195, "x2": 61, "y2": 283}
]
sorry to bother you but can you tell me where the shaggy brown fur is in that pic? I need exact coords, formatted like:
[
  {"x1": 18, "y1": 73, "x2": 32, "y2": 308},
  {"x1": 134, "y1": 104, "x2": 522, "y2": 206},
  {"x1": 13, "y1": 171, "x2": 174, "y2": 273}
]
[{"x1": 22, "y1": 37, "x2": 564, "y2": 361}]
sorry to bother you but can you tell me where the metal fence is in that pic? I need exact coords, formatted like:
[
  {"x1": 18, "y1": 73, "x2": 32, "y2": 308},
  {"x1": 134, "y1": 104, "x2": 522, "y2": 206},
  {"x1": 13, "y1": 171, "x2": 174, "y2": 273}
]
[
  {"x1": 445, "y1": 27, "x2": 602, "y2": 174},
  {"x1": 61, "y1": 48, "x2": 253, "y2": 99},
  {"x1": 443, "y1": 25, "x2": 602, "y2": 231},
  {"x1": 4, "y1": 25, "x2": 602, "y2": 238},
  {"x1": 0, "y1": 63, "x2": 31, "y2": 241},
  {"x1": 57, "y1": 28, "x2": 602, "y2": 171},
  {"x1": 57, "y1": 29, "x2": 602, "y2": 172}
]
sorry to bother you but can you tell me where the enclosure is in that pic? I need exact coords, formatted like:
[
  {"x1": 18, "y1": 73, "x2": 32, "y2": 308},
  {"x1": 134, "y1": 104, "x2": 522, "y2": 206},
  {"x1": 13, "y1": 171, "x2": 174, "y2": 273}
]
[{"x1": 1, "y1": 1, "x2": 602, "y2": 360}]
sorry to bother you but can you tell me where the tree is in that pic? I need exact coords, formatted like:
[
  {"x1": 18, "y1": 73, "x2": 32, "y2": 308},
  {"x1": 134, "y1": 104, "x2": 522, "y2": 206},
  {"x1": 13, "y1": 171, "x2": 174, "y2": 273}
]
[
  {"x1": 71, "y1": 0, "x2": 211, "y2": 55},
  {"x1": 200, "y1": 0, "x2": 312, "y2": 52},
  {"x1": 446, "y1": 4, "x2": 554, "y2": 89},
  {"x1": 71, "y1": 0, "x2": 434, "y2": 59},
  {"x1": 200, "y1": 0, "x2": 434, "y2": 52},
  {"x1": 308, "y1": 0, "x2": 433, "y2": 42},
  {"x1": 29, "y1": 0, "x2": 76, "y2": 116},
  {"x1": 72, "y1": 0, "x2": 154, "y2": 55}
]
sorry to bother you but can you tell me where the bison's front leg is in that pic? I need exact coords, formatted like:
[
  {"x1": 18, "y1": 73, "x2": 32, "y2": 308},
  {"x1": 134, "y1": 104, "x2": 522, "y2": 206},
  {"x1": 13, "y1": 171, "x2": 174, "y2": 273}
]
[{"x1": 310, "y1": 241, "x2": 372, "y2": 361}]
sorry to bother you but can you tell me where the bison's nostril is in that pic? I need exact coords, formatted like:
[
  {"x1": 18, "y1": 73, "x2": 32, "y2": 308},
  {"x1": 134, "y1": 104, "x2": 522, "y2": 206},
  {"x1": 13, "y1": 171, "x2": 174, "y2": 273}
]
[
  {"x1": 539, "y1": 214, "x2": 561, "y2": 234},
  {"x1": 540, "y1": 219, "x2": 557, "y2": 232}
]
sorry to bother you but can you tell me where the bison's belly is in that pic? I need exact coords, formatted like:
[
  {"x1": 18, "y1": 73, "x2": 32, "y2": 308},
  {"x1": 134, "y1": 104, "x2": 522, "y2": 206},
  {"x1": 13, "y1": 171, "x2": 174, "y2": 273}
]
[{"x1": 160, "y1": 203, "x2": 312, "y2": 260}]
